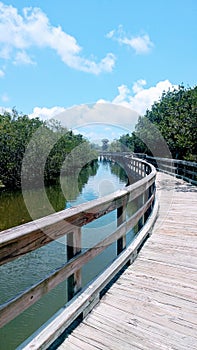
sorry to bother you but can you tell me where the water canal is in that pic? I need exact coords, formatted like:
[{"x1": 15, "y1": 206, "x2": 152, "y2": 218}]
[{"x1": 0, "y1": 159, "x2": 137, "y2": 349}]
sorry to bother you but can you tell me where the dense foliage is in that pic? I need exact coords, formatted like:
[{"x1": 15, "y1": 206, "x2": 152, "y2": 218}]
[
  {"x1": 0, "y1": 110, "x2": 98, "y2": 189},
  {"x1": 115, "y1": 85, "x2": 197, "y2": 161}
]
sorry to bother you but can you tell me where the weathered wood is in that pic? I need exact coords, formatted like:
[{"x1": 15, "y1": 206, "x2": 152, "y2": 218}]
[
  {"x1": 67, "y1": 228, "x2": 82, "y2": 300},
  {"x1": 56, "y1": 172, "x2": 197, "y2": 350},
  {"x1": 117, "y1": 199, "x2": 127, "y2": 255},
  {"x1": 142, "y1": 155, "x2": 197, "y2": 185},
  {"x1": 2, "y1": 154, "x2": 197, "y2": 349},
  {"x1": 21, "y1": 197, "x2": 159, "y2": 350},
  {"x1": 0, "y1": 161, "x2": 155, "y2": 266},
  {"x1": 0, "y1": 194, "x2": 155, "y2": 329}
]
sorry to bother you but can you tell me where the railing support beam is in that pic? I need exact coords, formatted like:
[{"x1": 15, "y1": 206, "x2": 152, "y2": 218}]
[
  {"x1": 117, "y1": 201, "x2": 127, "y2": 255},
  {"x1": 67, "y1": 228, "x2": 82, "y2": 300}
]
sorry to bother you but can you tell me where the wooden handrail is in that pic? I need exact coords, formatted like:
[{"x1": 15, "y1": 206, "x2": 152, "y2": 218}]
[
  {"x1": 0, "y1": 155, "x2": 157, "y2": 337},
  {"x1": 21, "y1": 198, "x2": 159, "y2": 350},
  {"x1": 0, "y1": 159, "x2": 155, "y2": 266},
  {"x1": 134, "y1": 154, "x2": 197, "y2": 185},
  {"x1": 0, "y1": 194, "x2": 154, "y2": 328}
]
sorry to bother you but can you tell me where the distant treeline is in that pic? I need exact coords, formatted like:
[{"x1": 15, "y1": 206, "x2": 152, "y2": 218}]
[
  {"x1": 1, "y1": 84, "x2": 196, "y2": 188},
  {"x1": 110, "y1": 85, "x2": 197, "y2": 161},
  {"x1": 0, "y1": 110, "x2": 97, "y2": 189}
]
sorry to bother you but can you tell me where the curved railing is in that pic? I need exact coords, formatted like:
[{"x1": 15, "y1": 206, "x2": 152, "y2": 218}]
[
  {"x1": 0, "y1": 155, "x2": 158, "y2": 349},
  {"x1": 134, "y1": 154, "x2": 197, "y2": 185}
]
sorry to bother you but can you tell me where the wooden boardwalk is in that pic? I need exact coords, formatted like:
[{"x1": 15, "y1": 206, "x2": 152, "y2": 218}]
[{"x1": 57, "y1": 172, "x2": 197, "y2": 350}]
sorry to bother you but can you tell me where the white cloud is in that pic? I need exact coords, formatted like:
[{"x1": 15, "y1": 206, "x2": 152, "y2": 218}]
[
  {"x1": 28, "y1": 80, "x2": 177, "y2": 134},
  {"x1": 13, "y1": 51, "x2": 35, "y2": 65},
  {"x1": 112, "y1": 85, "x2": 130, "y2": 104},
  {"x1": 0, "y1": 79, "x2": 177, "y2": 148},
  {"x1": 121, "y1": 34, "x2": 153, "y2": 54},
  {"x1": 107, "y1": 25, "x2": 154, "y2": 54},
  {"x1": 29, "y1": 106, "x2": 66, "y2": 120},
  {"x1": 29, "y1": 102, "x2": 139, "y2": 132},
  {"x1": 105, "y1": 30, "x2": 115, "y2": 39},
  {"x1": 132, "y1": 79, "x2": 146, "y2": 94},
  {"x1": 0, "y1": 2, "x2": 115, "y2": 74},
  {"x1": 0, "y1": 68, "x2": 4, "y2": 77},
  {"x1": 112, "y1": 79, "x2": 177, "y2": 115}
]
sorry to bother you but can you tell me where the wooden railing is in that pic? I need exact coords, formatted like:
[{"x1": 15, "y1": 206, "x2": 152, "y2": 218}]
[
  {"x1": 100, "y1": 151, "x2": 152, "y2": 182},
  {"x1": 134, "y1": 154, "x2": 197, "y2": 185},
  {"x1": 0, "y1": 155, "x2": 158, "y2": 349}
]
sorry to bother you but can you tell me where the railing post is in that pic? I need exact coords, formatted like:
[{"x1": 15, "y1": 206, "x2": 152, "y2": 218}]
[
  {"x1": 117, "y1": 200, "x2": 127, "y2": 255},
  {"x1": 183, "y1": 164, "x2": 187, "y2": 179},
  {"x1": 192, "y1": 164, "x2": 195, "y2": 181},
  {"x1": 140, "y1": 192, "x2": 145, "y2": 227},
  {"x1": 147, "y1": 182, "x2": 155, "y2": 216},
  {"x1": 67, "y1": 227, "x2": 82, "y2": 301},
  {"x1": 177, "y1": 162, "x2": 181, "y2": 178}
]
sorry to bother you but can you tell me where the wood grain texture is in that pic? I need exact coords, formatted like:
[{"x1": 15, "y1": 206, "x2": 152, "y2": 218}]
[
  {"x1": 58, "y1": 172, "x2": 197, "y2": 350},
  {"x1": 21, "y1": 197, "x2": 159, "y2": 349},
  {"x1": 0, "y1": 194, "x2": 155, "y2": 328},
  {"x1": 0, "y1": 159, "x2": 155, "y2": 266}
]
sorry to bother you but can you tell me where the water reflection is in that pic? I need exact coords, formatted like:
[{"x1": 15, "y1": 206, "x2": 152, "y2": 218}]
[
  {"x1": 65, "y1": 160, "x2": 126, "y2": 208},
  {"x1": 0, "y1": 159, "x2": 133, "y2": 350},
  {"x1": 0, "y1": 160, "x2": 99, "y2": 231}
]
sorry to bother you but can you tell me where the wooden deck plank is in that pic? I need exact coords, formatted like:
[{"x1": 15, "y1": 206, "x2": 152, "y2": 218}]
[
  {"x1": 57, "y1": 172, "x2": 197, "y2": 350},
  {"x1": 81, "y1": 313, "x2": 171, "y2": 350},
  {"x1": 110, "y1": 282, "x2": 197, "y2": 316},
  {"x1": 58, "y1": 335, "x2": 99, "y2": 350},
  {"x1": 138, "y1": 251, "x2": 197, "y2": 270},
  {"x1": 100, "y1": 293, "x2": 197, "y2": 336},
  {"x1": 133, "y1": 258, "x2": 197, "y2": 284},
  {"x1": 91, "y1": 304, "x2": 196, "y2": 350}
]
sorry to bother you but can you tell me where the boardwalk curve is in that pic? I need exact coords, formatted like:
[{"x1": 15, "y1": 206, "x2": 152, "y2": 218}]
[
  {"x1": 0, "y1": 155, "x2": 157, "y2": 348},
  {"x1": 57, "y1": 172, "x2": 197, "y2": 350}
]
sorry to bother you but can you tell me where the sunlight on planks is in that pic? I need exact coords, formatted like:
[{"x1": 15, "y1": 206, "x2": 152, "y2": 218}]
[{"x1": 58, "y1": 172, "x2": 197, "y2": 350}]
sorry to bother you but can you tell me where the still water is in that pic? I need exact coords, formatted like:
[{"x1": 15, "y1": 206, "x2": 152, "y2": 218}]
[{"x1": 0, "y1": 160, "x2": 137, "y2": 349}]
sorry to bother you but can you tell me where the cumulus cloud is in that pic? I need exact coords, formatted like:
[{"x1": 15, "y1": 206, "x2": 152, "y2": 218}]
[
  {"x1": 112, "y1": 79, "x2": 177, "y2": 115},
  {"x1": 30, "y1": 102, "x2": 139, "y2": 132},
  {"x1": 113, "y1": 85, "x2": 130, "y2": 104},
  {"x1": 29, "y1": 106, "x2": 67, "y2": 120},
  {"x1": 0, "y1": 2, "x2": 115, "y2": 74},
  {"x1": 106, "y1": 25, "x2": 154, "y2": 54},
  {"x1": 28, "y1": 80, "x2": 177, "y2": 132},
  {"x1": 132, "y1": 79, "x2": 146, "y2": 94}
]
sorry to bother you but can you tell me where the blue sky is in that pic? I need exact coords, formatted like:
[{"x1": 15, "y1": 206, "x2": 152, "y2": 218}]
[{"x1": 0, "y1": 0, "x2": 196, "y2": 142}]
